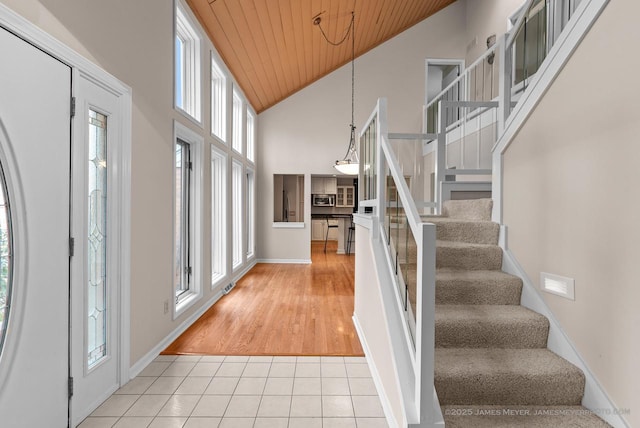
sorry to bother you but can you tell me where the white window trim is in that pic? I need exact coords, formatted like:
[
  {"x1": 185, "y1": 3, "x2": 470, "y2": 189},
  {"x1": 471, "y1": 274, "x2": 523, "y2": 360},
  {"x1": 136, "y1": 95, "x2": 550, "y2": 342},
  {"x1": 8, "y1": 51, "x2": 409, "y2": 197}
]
[
  {"x1": 175, "y1": 0, "x2": 202, "y2": 125},
  {"x1": 211, "y1": 53, "x2": 227, "y2": 143},
  {"x1": 173, "y1": 121, "x2": 203, "y2": 319},
  {"x1": 211, "y1": 146, "x2": 227, "y2": 289}
]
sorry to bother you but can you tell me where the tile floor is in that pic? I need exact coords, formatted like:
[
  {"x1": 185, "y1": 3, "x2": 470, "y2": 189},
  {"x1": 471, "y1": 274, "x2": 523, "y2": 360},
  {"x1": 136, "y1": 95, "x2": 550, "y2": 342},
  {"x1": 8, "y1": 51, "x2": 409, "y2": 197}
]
[{"x1": 80, "y1": 355, "x2": 389, "y2": 428}]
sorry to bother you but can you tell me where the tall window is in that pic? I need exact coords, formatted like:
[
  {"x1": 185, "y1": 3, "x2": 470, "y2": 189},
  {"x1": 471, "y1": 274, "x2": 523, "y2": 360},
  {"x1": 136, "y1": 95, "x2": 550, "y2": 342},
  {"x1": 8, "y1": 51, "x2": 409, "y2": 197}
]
[
  {"x1": 246, "y1": 111, "x2": 256, "y2": 163},
  {"x1": 246, "y1": 170, "x2": 255, "y2": 259},
  {"x1": 175, "y1": 2, "x2": 201, "y2": 122},
  {"x1": 232, "y1": 88, "x2": 243, "y2": 154},
  {"x1": 0, "y1": 162, "x2": 12, "y2": 355},
  {"x1": 173, "y1": 122, "x2": 203, "y2": 316},
  {"x1": 87, "y1": 110, "x2": 108, "y2": 368},
  {"x1": 174, "y1": 139, "x2": 192, "y2": 301},
  {"x1": 211, "y1": 148, "x2": 226, "y2": 285},
  {"x1": 211, "y1": 57, "x2": 227, "y2": 141},
  {"x1": 232, "y1": 160, "x2": 243, "y2": 269}
]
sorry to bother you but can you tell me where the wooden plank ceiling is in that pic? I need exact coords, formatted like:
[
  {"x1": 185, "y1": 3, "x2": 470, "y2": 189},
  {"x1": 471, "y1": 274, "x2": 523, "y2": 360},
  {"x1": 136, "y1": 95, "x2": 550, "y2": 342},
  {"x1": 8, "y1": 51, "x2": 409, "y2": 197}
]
[{"x1": 186, "y1": 0, "x2": 457, "y2": 113}]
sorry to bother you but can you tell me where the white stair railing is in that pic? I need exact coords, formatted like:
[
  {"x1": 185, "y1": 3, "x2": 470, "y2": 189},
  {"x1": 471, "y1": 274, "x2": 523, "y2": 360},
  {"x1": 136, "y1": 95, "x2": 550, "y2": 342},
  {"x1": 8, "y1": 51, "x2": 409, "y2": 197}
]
[
  {"x1": 359, "y1": 98, "x2": 439, "y2": 427},
  {"x1": 423, "y1": 0, "x2": 586, "y2": 212}
]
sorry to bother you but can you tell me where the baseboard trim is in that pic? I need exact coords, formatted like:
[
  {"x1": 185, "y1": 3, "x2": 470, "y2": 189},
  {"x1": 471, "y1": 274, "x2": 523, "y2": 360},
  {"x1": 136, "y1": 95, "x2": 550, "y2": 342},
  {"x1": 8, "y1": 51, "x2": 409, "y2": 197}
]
[
  {"x1": 129, "y1": 288, "x2": 225, "y2": 378},
  {"x1": 352, "y1": 314, "x2": 399, "y2": 428},
  {"x1": 256, "y1": 258, "x2": 312, "y2": 264},
  {"x1": 500, "y1": 240, "x2": 629, "y2": 428},
  {"x1": 129, "y1": 259, "x2": 257, "y2": 379},
  {"x1": 233, "y1": 259, "x2": 258, "y2": 282}
]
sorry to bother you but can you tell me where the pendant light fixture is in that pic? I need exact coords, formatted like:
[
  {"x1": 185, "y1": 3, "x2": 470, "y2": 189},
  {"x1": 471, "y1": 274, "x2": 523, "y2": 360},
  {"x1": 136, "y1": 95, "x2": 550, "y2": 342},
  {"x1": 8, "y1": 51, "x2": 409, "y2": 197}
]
[{"x1": 314, "y1": 11, "x2": 359, "y2": 175}]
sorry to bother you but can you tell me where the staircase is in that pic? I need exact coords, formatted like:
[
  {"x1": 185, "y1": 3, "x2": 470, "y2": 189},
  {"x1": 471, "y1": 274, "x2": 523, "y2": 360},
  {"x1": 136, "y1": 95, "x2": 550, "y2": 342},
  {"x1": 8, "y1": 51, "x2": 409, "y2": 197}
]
[{"x1": 428, "y1": 199, "x2": 609, "y2": 427}]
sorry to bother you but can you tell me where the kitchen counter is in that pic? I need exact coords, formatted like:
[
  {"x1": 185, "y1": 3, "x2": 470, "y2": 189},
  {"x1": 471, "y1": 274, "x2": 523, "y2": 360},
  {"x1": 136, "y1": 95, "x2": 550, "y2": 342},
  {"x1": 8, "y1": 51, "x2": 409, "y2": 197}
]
[
  {"x1": 311, "y1": 213, "x2": 353, "y2": 219},
  {"x1": 311, "y1": 214, "x2": 355, "y2": 254}
]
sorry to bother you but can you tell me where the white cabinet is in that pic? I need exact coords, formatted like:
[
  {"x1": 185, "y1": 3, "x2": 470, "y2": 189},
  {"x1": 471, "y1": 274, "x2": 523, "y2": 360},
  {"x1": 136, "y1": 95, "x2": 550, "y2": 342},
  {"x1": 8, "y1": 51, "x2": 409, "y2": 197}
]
[
  {"x1": 311, "y1": 177, "x2": 337, "y2": 194},
  {"x1": 336, "y1": 186, "x2": 355, "y2": 207},
  {"x1": 311, "y1": 219, "x2": 339, "y2": 240},
  {"x1": 328, "y1": 219, "x2": 339, "y2": 240},
  {"x1": 324, "y1": 178, "x2": 337, "y2": 195},
  {"x1": 311, "y1": 219, "x2": 325, "y2": 240}
]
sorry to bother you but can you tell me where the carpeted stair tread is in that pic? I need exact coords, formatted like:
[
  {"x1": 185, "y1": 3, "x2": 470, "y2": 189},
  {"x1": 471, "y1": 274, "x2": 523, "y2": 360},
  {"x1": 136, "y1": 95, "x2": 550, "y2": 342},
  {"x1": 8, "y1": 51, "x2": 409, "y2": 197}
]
[
  {"x1": 435, "y1": 305, "x2": 549, "y2": 348},
  {"x1": 428, "y1": 217, "x2": 500, "y2": 245},
  {"x1": 436, "y1": 240, "x2": 503, "y2": 270},
  {"x1": 436, "y1": 269, "x2": 522, "y2": 305},
  {"x1": 435, "y1": 348, "x2": 585, "y2": 405},
  {"x1": 441, "y1": 405, "x2": 612, "y2": 427}
]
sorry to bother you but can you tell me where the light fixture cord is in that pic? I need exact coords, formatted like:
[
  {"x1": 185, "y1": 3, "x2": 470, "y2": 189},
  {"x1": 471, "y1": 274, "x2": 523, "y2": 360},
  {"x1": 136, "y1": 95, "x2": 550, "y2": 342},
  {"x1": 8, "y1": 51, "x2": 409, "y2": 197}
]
[
  {"x1": 350, "y1": 10, "x2": 355, "y2": 147},
  {"x1": 315, "y1": 9, "x2": 357, "y2": 161}
]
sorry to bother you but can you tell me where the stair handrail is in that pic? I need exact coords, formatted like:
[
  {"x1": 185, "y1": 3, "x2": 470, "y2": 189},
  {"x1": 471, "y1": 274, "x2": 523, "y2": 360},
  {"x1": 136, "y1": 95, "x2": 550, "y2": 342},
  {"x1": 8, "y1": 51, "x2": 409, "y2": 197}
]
[
  {"x1": 424, "y1": 41, "x2": 502, "y2": 114},
  {"x1": 359, "y1": 98, "x2": 438, "y2": 426},
  {"x1": 505, "y1": 0, "x2": 536, "y2": 49}
]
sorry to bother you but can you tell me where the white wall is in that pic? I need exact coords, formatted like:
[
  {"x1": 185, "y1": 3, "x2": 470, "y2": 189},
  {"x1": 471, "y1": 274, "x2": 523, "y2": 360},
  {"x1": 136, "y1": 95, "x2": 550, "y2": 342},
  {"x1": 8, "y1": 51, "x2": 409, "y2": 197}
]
[
  {"x1": 502, "y1": 1, "x2": 639, "y2": 425},
  {"x1": 0, "y1": 0, "x2": 256, "y2": 365},
  {"x1": 463, "y1": 0, "x2": 525, "y2": 63},
  {"x1": 257, "y1": 1, "x2": 468, "y2": 261}
]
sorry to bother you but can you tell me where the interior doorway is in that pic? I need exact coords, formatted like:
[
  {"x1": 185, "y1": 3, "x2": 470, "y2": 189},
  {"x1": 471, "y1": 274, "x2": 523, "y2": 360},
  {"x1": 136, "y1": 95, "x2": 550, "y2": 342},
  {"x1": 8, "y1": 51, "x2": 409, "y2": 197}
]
[{"x1": 425, "y1": 58, "x2": 465, "y2": 106}]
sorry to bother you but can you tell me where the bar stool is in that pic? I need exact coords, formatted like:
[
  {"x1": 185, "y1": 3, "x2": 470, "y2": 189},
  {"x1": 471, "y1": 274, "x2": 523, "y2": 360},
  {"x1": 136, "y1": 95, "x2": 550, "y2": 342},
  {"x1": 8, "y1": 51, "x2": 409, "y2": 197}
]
[
  {"x1": 346, "y1": 219, "x2": 356, "y2": 255},
  {"x1": 324, "y1": 217, "x2": 338, "y2": 253}
]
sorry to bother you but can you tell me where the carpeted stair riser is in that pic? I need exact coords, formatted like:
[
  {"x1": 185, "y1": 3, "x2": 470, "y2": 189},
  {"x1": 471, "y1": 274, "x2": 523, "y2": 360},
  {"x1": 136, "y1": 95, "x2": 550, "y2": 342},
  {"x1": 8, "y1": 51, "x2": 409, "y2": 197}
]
[
  {"x1": 430, "y1": 218, "x2": 500, "y2": 245},
  {"x1": 436, "y1": 269, "x2": 522, "y2": 305},
  {"x1": 435, "y1": 348, "x2": 585, "y2": 406},
  {"x1": 436, "y1": 241, "x2": 503, "y2": 270},
  {"x1": 441, "y1": 406, "x2": 611, "y2": 428},
  {"x1": 430, "y1": 199, "x2": 606, "y2": 426},
  {"x1": 435, "y1": 305, "x2": 549, "y2": 348}
]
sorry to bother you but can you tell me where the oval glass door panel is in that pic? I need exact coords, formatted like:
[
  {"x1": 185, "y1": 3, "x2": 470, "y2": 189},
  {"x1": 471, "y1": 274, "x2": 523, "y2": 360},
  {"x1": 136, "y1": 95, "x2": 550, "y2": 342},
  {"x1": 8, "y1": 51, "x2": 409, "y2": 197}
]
[
  {"x1": 87, "y1": 109, "x2": 108, "y2": 369},
  {"x1": 0, "y1": 164, "x2": 12, "y2": 356}
]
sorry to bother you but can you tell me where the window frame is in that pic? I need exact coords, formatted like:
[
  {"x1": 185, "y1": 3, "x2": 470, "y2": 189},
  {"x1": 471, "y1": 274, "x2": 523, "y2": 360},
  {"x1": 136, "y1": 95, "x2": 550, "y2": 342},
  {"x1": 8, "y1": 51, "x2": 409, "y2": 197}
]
[
  {"x1": 173, "y1": 121, "x2": 203, "y2": 318},
  {"x1": 231, "y1": 159, "x2": 243, "y2": 270},
  {"x1": 211, "y1": 146, "x2": 227, "y2": 288},
  {"x1": 211, "y1": 54, "x2": 227, "y2": 143},
  {"x1": 175, "y1": 1, "x2": 202, "y2": 125},
  {"x1": 246, "y1": 109, "x2": 256, "y2": 163},
  {"x1": 246, "y1": 168, "x2": 256, "y2": 260},
  {"x1": 231, "y1": 88, "x2": 244, "y2": 155}
]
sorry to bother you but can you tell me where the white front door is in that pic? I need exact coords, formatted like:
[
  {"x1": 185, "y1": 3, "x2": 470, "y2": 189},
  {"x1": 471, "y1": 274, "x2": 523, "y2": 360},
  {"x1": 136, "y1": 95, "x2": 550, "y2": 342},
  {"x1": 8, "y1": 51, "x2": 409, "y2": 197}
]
[
  {"x1": 0, "y1": 27, "x2": 72, "y2": 426},
  {"x1": 70, "y1": 73, "x2": 122, "y2": 426}
]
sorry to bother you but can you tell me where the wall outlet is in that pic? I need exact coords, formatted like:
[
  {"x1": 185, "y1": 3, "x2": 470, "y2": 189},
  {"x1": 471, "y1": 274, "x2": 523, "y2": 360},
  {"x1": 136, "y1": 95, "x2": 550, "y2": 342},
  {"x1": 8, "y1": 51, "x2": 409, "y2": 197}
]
[{"x1": 163, "y1": 299, "x2": 169, "y2": 314}]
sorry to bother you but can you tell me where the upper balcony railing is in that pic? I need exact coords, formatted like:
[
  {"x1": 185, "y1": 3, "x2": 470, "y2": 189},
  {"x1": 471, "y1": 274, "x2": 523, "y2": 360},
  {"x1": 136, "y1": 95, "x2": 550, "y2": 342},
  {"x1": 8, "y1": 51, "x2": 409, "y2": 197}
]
[{"x1": 420, "y1": 0, "x2": 585, "y2": 212}]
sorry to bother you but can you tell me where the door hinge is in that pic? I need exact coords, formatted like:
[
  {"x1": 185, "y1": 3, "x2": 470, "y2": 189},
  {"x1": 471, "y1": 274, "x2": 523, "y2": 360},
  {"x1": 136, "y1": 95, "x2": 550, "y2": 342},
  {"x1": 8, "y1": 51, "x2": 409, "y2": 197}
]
[
  {"x1": 70, "y1": 97, "x2": 76, "y2": 118},
  {"x1": 186, "y1": 266, "x2": 192, "y2": 276},
  {"x1": 69, "y1": 237, "x2": 75, "y2": 257},
  {"x1": 68, "y1": 377, "x2": 74, "y2": 398},
  {"x1": 188, "y1": 161, "x2": 193, "y2": 171}
]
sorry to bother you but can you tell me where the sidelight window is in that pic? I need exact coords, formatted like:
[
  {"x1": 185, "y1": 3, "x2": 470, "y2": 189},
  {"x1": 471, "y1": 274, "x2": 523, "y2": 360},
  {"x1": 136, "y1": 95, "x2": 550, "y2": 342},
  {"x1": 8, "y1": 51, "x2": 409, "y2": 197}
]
[{"x1": 87, "y1": 110, "x2": 108, "y2": 368}]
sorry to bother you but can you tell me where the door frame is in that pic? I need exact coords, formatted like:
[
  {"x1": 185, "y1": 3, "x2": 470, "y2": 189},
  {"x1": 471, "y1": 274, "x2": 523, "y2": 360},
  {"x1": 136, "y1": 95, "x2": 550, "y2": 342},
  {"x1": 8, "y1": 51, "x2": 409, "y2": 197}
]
[
  {"x1": 424, "y1": 58, "x2": 466, "y2": 106},
  {"x1": 0, "y1": 0, "x2": 132, "y2": 406}
]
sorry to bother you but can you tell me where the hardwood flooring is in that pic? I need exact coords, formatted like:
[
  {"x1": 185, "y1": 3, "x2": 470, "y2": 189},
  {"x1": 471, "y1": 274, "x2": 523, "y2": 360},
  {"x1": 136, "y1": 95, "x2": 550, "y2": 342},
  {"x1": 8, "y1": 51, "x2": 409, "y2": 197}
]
[{"x1": 162, "y1": 241, "x2": 364, "y2": 356}]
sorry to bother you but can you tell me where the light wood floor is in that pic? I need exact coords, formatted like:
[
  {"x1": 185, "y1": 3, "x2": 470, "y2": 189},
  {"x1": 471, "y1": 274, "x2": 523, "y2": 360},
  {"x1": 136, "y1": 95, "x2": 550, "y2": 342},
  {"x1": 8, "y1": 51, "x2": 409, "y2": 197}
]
[{"x1": 162, "y1": 241, "x2": 364, "y2": 356}]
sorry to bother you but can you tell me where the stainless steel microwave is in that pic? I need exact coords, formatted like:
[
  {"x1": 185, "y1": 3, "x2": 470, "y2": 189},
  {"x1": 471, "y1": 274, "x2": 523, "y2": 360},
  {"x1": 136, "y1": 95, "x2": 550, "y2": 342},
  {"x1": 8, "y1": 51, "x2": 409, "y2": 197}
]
[{"x1": 312, "y1": 194, "x2": 335, "y2": 207}]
